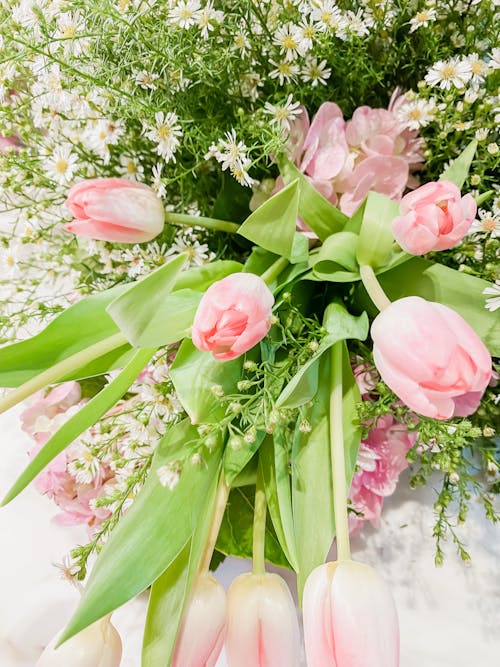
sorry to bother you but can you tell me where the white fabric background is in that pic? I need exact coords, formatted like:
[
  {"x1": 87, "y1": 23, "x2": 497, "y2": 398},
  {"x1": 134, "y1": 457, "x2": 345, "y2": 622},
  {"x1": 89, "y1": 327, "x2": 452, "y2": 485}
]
[{"x1": 0, "y1": 405, "x2": 498, "y2": 666}]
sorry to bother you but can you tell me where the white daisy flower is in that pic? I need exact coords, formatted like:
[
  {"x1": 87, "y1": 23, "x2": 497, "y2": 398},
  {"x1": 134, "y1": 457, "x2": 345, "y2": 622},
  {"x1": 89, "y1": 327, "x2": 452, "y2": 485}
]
[
  {"x1": 118, "y1": 155, "x2": 145, "y2": 180},
  {"x1": 68, "y1": 444, "x2": 102, "y2": 485},
  {"x1": 409, "y1": 8, "x2": 437, "y2": 33},
  {"x1": 269, "y1": 59, "x2": 300, "y2": 86},
  {"x1": 483, "y1": 281, "x2": 500, "y2": 312},
  {"x1": 465, "y1": 53, "x2": 489, "y2": 85},
  {"x1": 424, "y1": 57, "x2": 472, "y2": 90},
  {"x1": 469, "y1": 209, "x2": 500, "y2": 237},
  {"x1": 396, "y1": 97, "x2": 436, "y2": 130},
  {"x1": 198, "y1": 1, "x2": 223, "y2": 39},
  {"x1": 168, "y1": 0, "x2": 201, "y2": 28},
  {"x1": 144, "y1": 111, "x2": 183, "y2": 162},
  {"x1": 134, "y1": 70, "x2": 159, "y2": 90},
  {"x1": 301, "y1": 57, "x2": 332, "y2": 87},
  {"x1": 273, "y1": 22, "x2": 308, "y2": 61},
  {"x1": 310, "y1": 0, "x2": 346, "y2": 34},
  {"x1": 44, "y1": 145, "x2": 79, "y2": 185},
  {"x1": 263, "y1": 94, "x2": 303, "y2": 133}
]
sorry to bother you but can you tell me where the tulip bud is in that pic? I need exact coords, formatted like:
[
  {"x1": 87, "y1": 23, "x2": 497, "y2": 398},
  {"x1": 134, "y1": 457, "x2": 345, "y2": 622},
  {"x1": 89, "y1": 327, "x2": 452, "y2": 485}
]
[
  {"x1": 171, "y1": 572, "x2": 227, "y2": 667},
  {"x1": 35, "y1": 616, "x2": 122, "y2": 667},
  {"x1": 65, "y1": 178, "x2": 165, "y2": 243},
  {"x1": 192, "y1": 273, "x2": 275, "y2": 361},
  {"x1": 303, "y1": 560, "x2": 399, "y2": 667},
  {"x1": 225, "y1": 572, "x2": 300, "y2": 667}
]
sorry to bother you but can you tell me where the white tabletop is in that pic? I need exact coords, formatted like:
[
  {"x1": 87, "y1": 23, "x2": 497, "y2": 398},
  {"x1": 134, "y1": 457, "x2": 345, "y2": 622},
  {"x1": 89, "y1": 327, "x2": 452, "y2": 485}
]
[{"x1": 0, "y1": 405, "x2": 498, "y2": 666}]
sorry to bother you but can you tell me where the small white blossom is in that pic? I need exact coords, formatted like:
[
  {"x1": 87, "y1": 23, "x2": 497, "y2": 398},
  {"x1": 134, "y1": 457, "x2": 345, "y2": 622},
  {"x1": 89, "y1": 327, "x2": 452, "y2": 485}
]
[
  {"x1": 469, "y1": 209, "x2": 500, "y2": 237},
  {"x1": 144, "y1": 112, "x2": 183, "y2": 162},
  {"x1": 273, "y1": 22, "x2": 308, "y2": 61},
  {"x1": 168, "y1": 0, "x2": 201, "y2": 28},
  {"x1": 425, "y1": 57, "x2": 472, "y2": 90},
  {"x1": 301, "y1": 57, "x2": 331, "y2": 87},
  {"x1": 134, "y1": 70, "x2": 159, "y2": 90},
  {"x1": 263, "y1": 94, "x2": 303, "y2": 133},
  {"x1": 44, "y1": 145, "x2": 79, "y2": 185},
  {"x1": 482, "y1": 282, "x2": 500, "y2": 312},
  {"x1": 464, "y1": 53, "x2": 489, "y2": 85},
  {"x1": 157, "y1": 463, "x2": 181, "y2": 490},
  {"x1": 396, "y1": 97, "x2": 436, "y2": 130},
  {"x1": 409, "y1": 8, "x2": 436, "y2": 32},
  {"x1": 269, "y1": 59, "x2": 300, "y2": 85}
]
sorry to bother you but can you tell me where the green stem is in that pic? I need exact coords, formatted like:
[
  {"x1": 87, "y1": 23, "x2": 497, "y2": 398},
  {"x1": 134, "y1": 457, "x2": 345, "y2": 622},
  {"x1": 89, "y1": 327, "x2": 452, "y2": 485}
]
[
  {"x1": 359, "y1": 264, "x2": 391, "y2": 312},
  {"x1": 260, "y1": 256, "x2": 289, "y2": 286},
  {"x1": 330, "y1": 342, "x2": 351, "y2": 562},
  {"x1": 0, "y1": 332, "x2": 128, "y2": 415},
  {"x1": 252, "y1": 463, "x2": 267, "y2": 575},
  {"x1": 199, "y1": 473, "x2": 230, "y2": 573},
  {"x1": 165, "y1": 212, "x2": 240, "y2": 234}
]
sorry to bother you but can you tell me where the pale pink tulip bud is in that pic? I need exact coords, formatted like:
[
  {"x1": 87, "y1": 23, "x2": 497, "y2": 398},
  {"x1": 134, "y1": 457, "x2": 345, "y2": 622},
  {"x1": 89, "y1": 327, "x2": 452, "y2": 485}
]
[
  {"x1": 65, "y1": 178, "x2": 165, "y2": 243},
  {"x1": 392, "y1": 180, "x2": 476, "y2": 254},
  {"x1": 36, "y1": 616, "x2": 122, "y2": 667},
  {"x1": 192, "y1": 273, "x2": 274, "y2": 361},
  {"x1": 225, "y1": 572, "x2": 300, "y2": 667},
  {"x1": 172, "y1": 573, "x2": 227, "y2": 667},
  {"x1": 371, "y1": 296, "x2": 492, "y2": 420},
  {"x1": 303, "y1": 560, "x2": 399, "y2": 667}
]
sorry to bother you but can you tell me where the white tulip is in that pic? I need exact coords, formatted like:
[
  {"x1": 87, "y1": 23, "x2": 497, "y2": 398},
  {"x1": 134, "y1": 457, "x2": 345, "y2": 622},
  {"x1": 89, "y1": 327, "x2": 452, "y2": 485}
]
[{"x1": 36, "y1": 615, "x2": 122, "y2": 667}]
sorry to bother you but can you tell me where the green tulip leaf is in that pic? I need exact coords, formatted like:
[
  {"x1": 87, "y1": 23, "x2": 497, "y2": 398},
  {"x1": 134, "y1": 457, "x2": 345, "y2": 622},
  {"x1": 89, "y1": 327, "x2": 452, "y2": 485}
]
[
  {"x1": 1, "y1": 347, "x2": 156, "y2": 505},
  {"x1": 440, "y1": 139, "x2": 478, "y2": 189},
  {"x1": 0, "y1": 284, "x2": 132, "y2": 387},
  {"x1": 169, "y1": 339, "x2": 242, "y2": 423},
  {"x1": 356, "y1": 191, "x2": 400, "y2": 270},
  {"x1": 223, "y1": 429, "x2": 266, "y2": 486},
  {"x1": 237, "y1": 179, "x2": 299, "y2": 260},
  {"x1": 312, "y1": 231, "x2": 360, "y2": 282},
  {"x1": 277, "y1": 154, "x2": 348, "y2": 240},
  {"x1": 59, "y1": 420, "x2": 223, "y2": 646}
]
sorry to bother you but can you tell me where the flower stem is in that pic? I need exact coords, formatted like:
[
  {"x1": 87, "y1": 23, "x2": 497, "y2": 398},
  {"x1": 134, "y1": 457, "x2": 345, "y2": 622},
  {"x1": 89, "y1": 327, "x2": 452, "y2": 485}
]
[
  {"x1": 165, "y1": 212, "x2": 240, "y2": 234},
  {"x1": 0, "y1": 332, "x2": 128, "y2": 415},
  {"x1": 359, "y1": 264, "x2": 391, "y2": 312},
  {"x1": 199, "y1": 472, "x2": 230, "y2": 573},
  {"x1": 330, "y1": 342, "x2": 351, "y2": 562},
  {"x1": 260, "y1": 256, "x2": 289, "y2": 286},
  {"x1": 252, "y1": 463, "x2": 267, "y2": 575}
]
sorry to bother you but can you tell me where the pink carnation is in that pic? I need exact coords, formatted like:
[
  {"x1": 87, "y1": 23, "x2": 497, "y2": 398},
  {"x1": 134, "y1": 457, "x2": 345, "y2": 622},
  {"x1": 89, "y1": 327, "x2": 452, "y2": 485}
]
[{"x1": 349, "y1": 415, "x2": 417, "y2": 535}]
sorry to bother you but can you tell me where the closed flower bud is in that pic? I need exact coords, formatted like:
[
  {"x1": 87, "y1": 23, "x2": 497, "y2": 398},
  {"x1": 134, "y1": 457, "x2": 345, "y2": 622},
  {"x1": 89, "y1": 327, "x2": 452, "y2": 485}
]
[
  {"x1": 65, "y1": 178, "x2": 165, "y2": 243},
  {"x1": 192, "y1": 273, "x2": 274, "y2": 361},
  {"x1": 392, "y1": 180, "x2": 476, "y2": 255},
  {"x1": 172, "y1": 573, "x2": 227, "y2": 667},
  {"x1": 36, "y1": 616, "x2": 122, "y2": 667},
  {"x1": 225, "y1": 572, "x2": 300, "y2": 667},
  {"x1": 303, "y1": 560, "x2": 399, "y2": 667},
  {"x1": 371, "y1": 296, "x2": 491, "y2": 419}
]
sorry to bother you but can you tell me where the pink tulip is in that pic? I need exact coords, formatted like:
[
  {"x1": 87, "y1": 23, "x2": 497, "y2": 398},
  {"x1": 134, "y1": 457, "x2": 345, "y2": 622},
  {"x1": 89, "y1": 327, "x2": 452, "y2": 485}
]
[
  {"x1": 371, "y1": 296, "x2": 492, "y2": 420},
  {"x1": 65, "y1": 178, "x2": 165, "y2": 243},
  {"x1": 303, "y1": 560, "x2": 399, "y2": 667},
  {"x1": 36, "y1": 617, "x2": 122, "y2": 667},
  {"x1": 191, "y1": 273, "x2": 274, "y2": 361},
  {"x1": 392, "y1": 180, "x2": 477, "y2": 254},
  {"x1": 225, "y1": 572, "x2": 300, "y2": 667},
  {"x1": 172, "y1": 573, "x2": 226, "y2": 667}
]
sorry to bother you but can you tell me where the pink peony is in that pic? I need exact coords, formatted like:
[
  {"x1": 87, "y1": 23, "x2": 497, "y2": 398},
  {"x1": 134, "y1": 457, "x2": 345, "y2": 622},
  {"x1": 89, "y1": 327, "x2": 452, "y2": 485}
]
[
  {"x1": 303, "y1": 560, "x2": 399, "y2": 667},
  {"x1": 392, "y1": 180, "x2": 477, "y2": 254},
  {"x1": 349, "y1": 415, "x2": 416, "y2": 534},
  {"x1": 371, "y1": 297, "x2": 492, "y2": 420},
  {"x1": 65, "y1": 178, "x2": 165, "y2": 243},
  {"x1": 191, "y1": 273, "x2": 274, "y2": 361}
]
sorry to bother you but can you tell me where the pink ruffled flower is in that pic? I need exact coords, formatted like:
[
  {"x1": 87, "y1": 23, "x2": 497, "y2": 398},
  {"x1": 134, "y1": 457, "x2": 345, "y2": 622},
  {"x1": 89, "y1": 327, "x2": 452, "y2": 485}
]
[
  {"x1": 371, "y1": 297, "x2": 492, "y2": 420},
  {"x1": 65, "y1": 178, "x2": 165, "y2": 243},
  {"x1": 349, "y1": 415, "x2": 417, "y2": 535},
  {"x1": 192, "y1": 273, "x2": 274, "y2": 361},
  {"x1": 392, "y1": 180, "x2": 477, "y2": 254}
]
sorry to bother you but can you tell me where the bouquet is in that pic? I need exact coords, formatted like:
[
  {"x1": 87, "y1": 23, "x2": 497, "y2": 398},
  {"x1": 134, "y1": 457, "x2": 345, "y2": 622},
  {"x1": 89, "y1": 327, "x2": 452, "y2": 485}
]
[{"x1": 0, "y1": 0, "x2": 498, "y2": 665}]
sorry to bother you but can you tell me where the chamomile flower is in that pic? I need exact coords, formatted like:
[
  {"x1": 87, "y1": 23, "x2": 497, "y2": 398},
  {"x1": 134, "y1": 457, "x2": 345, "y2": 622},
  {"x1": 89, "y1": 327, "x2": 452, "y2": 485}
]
[
  {"x1": 269, "y1": 59, "x2": 300, "y2": 85},
  {"x1": 143, "y1": 111, "x2": 183, "y2": 162},
  {"x1": 118, "y1": 155, "x2": 145, "y2": 180},
  {"x1": 198, "y1": 1, "x2": 223, "y2": 39},
  {"x1": 68, "y1": 444, "x2": 102, "y2": 485},
  {"x1": 44, "y1": 145, "x2": 79, "y2": 185},
  {"x1": 168, "y1": 0, "x2": 201, "y2": 28},
  {"x1": 232, "y1": 29, "x2": 251, "y2": 56},
  {"x1": 396, "y1": 97, "x2": 436, "y2": 130},
  {"x1": 55, "y1": 10, "x2": 89, "y2": 56},
  {"x1": 469, "y1": 209, "x2": 500, "y2": 237},
  {"x1": 273, "y1": 22, "x2": 307, "y2": 61},
  {"x1": 264, "y1": 94, "x2": 303, "y2": 133},
  {"x1": 310, "y1": 0, "x2": 346, "y2": 34},
  {"x1": 409, "y1": 8, "x2": 437, "y2": 33},
  {"x1": 134, "y1": 70, "x2": 159, "y2": 90},
  {"x1": 301, "y1": 57, "x2": 331, "y2": 87},
  {"x1": 167, "y1": 232, "x2": 215, "y2": 266},
  {"x1": 483, "y1": 281, "x2": 500, "y2": 312},
  {"x1": 425, "y1": 57, "x2": 472, "y2": 90},
  {"x1": 465, "y1": 53, "x2": 489, "y2": 85}
]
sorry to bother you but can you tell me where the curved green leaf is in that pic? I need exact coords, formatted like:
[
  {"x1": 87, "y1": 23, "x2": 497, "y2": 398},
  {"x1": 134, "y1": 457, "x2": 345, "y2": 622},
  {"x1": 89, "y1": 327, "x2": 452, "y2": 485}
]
[
  {"x1": 356, "y1": 191, "x2": 400, "y2": 269},
  {"x1": 312, "y1": 231, "x2": 360, "y2": 282},
  {"x1": 0, "y1": 284, "x2": 131, "y2": 387},
  {"x1": 1, "y1": 347, "x2": 156, "y2": 505},
  {"x1": 170, "y1": 339, "x2": 242, "y2": 424},
  {"x1": 224, "y1": 429, "x2": 266, "y2": 485},
  {"x1": 440, "y1": 139, "x2": 477, "y2": 189},
  {"x1": 59, "y1": 420, "x2": 223, "y2": 646}
]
